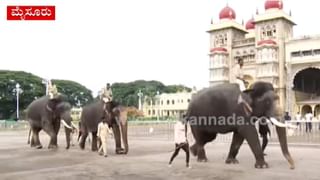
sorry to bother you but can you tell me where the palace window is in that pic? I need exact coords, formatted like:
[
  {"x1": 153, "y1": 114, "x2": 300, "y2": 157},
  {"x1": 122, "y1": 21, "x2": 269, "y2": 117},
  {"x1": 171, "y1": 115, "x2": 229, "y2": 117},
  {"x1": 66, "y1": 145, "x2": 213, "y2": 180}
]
[
  {"x1": 261, "y1": 25, "x2": 276, "y2": 39},
  {"x1": 302, "y1": 50, "x2": 312, "y2": 56},
  {"x1": 314, "y1": 49, "x2": 320, "y2": 55},
  {"x1": 214, "y1": 34, "x2": 227, "y2": 46},
  {"x1": 291, "y1": 51, "x2": 301, "y2": 57},
  {"x1": 267, "y1": 30, "x2": 272, "y2": 37}
]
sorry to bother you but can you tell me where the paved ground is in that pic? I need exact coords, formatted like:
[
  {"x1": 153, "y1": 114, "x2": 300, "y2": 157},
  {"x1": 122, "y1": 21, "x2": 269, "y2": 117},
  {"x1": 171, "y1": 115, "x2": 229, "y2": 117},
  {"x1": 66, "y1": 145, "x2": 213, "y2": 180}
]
[{"x1": 0, "y1": 130, "x2": 320, "y2": 180}]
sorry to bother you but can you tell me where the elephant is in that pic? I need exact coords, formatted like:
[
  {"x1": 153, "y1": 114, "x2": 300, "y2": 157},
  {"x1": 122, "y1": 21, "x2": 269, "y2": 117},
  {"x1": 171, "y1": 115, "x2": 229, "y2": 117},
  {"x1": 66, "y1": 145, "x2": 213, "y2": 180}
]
[
  {"x1": 79, "y1": 100, "x2": 128, "y2": 154},
  {"x1": 186, "y1": 82, "x2": 295, "y2": 169},
  {"x1": 26, "y1": 95, "x2": 74, "y2": 149}
]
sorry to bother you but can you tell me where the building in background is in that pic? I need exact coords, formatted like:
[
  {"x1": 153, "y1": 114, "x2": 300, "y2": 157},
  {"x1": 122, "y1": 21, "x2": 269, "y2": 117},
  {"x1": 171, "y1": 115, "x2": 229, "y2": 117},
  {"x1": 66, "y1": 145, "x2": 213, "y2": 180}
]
[
  {"x1": 208, "y1": 0, "x2": 320, "y2": 117},
  {"x1": 143, "y1": 89, "x2": 196, "y2": 118},
  {"x1": 71, "y1": 107, "x2": 82, "y2": 121}
]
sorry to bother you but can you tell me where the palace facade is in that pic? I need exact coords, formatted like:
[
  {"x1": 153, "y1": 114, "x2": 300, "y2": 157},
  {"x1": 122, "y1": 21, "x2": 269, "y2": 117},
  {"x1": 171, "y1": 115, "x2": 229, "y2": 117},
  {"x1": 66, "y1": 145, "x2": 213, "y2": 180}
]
[
  {"x1": 209, "y1": 0, "x2": 320, "y2": 117},
  {"x1": 142, "y1": 90, "x2": 196, "y2": 118}
]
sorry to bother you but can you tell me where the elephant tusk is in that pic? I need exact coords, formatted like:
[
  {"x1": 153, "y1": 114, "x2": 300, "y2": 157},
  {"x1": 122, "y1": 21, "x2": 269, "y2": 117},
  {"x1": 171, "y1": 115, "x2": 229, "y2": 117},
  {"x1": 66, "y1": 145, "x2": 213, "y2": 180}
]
[
  {"x1": 61, "y1": 119, "x2": 73, "y2": 129},
  {"x1": 268, "y1": 117, "x2": 298, "y2": 129}
]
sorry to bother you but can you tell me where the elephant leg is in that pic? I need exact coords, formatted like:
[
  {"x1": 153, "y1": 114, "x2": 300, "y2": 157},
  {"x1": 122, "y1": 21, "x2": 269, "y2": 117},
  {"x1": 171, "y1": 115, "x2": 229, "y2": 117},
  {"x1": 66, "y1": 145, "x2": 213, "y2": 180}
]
[
  {"x1": 238, "y1": 125, "x2": 268, "y2": 168},
  {"x1": 32, "y1": 127, "x2": 42, "y2": 149},
  {"x1": 79, "y1": 131, "x2": 88, "y2": 150},
  {"x1": 226, "y1": 132, "x2": 244, "y2": 164},
  {"x1": 112, "y1": 123, "x2": 124, "y2": 154},
  {"x1": 30, "y1": 135, "x2": 35, "y2": 147},
  {"x1": 190, "y1": 143, "x2": 198, "y2": 156},
  {"x1": 196, "y1": 133, "x2": 217, "y2": 162},
  {"x1": 91, "y1": 131, "x2": 98, "y2": 151},
  {"x1": 42, "y1": 121, "x2": 58, "y2": 149},
  {"x1": 197, "y1": 143, "x2": 208, "y2": 162}
]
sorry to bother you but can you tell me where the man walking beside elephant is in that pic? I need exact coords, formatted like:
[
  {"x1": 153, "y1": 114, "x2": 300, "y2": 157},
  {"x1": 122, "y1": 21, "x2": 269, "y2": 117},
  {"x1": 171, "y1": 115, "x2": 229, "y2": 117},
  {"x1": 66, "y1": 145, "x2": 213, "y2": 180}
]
[
  {"x1": 168, "y1": 115, "x2": 190, "y2": 168},
  {"x1": 97, "y1": 117, "x2": 113, "y2": 157}
]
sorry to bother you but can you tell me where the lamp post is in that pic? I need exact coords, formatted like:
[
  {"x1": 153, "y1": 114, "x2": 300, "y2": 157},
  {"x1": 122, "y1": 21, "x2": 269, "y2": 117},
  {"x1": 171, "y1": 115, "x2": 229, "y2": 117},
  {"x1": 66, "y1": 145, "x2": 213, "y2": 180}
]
[
  {"x1": 42, "y1": 79, "x2": 49, "y2": 95},
  {"x1": 137, "y1": 90, "x2": 143, "y2": 111},
  {"x1": 15, "y1": 83, "x2": 23, "y2": 120},
  {"x1": 156, "y1": 91, "x2": 160, "y2": 121}
]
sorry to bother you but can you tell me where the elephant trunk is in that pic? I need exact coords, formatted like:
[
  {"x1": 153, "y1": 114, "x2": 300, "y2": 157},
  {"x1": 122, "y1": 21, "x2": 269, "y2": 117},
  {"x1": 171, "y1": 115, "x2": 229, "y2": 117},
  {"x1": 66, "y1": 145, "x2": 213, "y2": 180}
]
[
  {"x1": 65, "y1": 126, "x2": 71, "y2": 149},
  {"x1": 61, "y1": 119, "x2": 72, "y2": 149},
  {"x1": 120, "y1": 114, "x2": 128, "y2": 154},
  {"x1": 276, "y1": 126, "x2": 295, "y2": 169}
]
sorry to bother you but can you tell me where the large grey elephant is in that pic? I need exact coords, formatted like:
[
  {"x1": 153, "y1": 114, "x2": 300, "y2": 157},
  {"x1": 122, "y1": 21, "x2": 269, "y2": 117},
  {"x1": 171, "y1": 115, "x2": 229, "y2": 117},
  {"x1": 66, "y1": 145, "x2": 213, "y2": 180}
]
[
  {"x1": 186, "y1": 82, "x2": 295, "y2": 169},
  {"x1": 79, "y1": 100, "x2": 128, "y2": 154},
  {"x1": 26, "y1": 95, "x2": 74, "y2": 149}
]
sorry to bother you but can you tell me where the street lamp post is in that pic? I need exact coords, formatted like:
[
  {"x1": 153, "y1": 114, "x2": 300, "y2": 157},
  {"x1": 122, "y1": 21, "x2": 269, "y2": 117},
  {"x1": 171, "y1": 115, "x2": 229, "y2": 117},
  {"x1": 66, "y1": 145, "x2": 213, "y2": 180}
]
[
  {"x1": 15, "y1": 83, "x2": 23, "y2": 120},
  {"x1": 137, "y1": 90, "x2": 143, "y2": 111},
  {"x1": 156, "y1": 91, "x2": 160, "y2": 121},
  {"x1": 41, "y1": 79, "x2": 49, "y2": 95}
]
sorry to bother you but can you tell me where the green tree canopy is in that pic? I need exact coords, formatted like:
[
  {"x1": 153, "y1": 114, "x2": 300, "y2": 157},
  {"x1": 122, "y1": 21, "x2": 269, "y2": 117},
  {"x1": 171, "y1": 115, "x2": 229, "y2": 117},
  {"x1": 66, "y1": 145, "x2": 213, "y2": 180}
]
[
  {"x1": 0, "y1": 70, "x2": 45, "y2": 119},
  {"x1": 52, "y1": 79, "x2": 93, "y2": 107},
  {"x1": 111, "y1": 80, "x2": 191, "y2": 107},
  {"x1": 0, "y1": 70, "x2": 94, "y2": 119}
]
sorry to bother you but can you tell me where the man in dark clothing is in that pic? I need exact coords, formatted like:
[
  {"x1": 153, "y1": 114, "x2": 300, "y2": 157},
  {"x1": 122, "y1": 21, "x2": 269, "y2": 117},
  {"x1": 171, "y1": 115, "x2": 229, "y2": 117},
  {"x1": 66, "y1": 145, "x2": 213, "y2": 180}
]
[
  {"x1": 284, "y1": 112, "x2": 291, "y2": 121},
  {"x1": 168, "y1": 115, "x2": 190, "y2": 168},
  {"x1": 259, "y1": 118, "x2": 270, "y2": 155}
]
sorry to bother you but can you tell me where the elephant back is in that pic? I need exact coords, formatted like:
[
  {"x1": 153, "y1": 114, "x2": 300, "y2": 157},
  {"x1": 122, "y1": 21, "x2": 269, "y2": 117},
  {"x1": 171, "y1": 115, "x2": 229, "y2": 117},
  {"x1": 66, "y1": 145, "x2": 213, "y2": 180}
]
[
  {"x1": 187, "y1": 84, "x2": 241, "y2": 118},
  {"x1": 26, "y1": 96, "x2": 50, "y2": 127},
  {"x1": 80, "y1": 100, "x2": 105, "y2": 132},
  {"x1": 27, "y1": 96, "x2": 50, "y2": 116}
]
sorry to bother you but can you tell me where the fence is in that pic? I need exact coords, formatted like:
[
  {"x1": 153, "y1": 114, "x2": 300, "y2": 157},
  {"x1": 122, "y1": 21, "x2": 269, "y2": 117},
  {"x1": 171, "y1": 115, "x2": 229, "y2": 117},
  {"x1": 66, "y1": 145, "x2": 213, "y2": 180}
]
[{"x1": 1, "y1": 120, "x2": 319, "y2": 144}]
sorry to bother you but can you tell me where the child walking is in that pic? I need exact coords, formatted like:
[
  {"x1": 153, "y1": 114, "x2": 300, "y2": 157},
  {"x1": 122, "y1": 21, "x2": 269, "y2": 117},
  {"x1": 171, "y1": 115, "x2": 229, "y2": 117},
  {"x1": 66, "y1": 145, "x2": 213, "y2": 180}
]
[
  {"x1": 97, "y1": 118, "x2": 113, "y2": 157},
  {"x1": 168, "y1": 115, "x2": 190, "y2": 168}
]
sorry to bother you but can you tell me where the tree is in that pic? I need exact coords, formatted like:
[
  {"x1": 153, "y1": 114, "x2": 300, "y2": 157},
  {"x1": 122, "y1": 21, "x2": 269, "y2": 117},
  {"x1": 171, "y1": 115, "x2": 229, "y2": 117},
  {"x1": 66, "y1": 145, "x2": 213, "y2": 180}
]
[
  {"x1": 163, "y1": 85, "x2": 192, "y2": 93},
  {"x1": 0, "y1": 70, "x2": 95, "y2": 119},
  {"x1": 52, "y1": 79, "x2": 93, "y2": 107},
  {"x1": 0, "y1": 70, "x2": 45, "y2": 119},
  {"x1": 111, "y1": 80, "x2": 191, "y2": 107}
]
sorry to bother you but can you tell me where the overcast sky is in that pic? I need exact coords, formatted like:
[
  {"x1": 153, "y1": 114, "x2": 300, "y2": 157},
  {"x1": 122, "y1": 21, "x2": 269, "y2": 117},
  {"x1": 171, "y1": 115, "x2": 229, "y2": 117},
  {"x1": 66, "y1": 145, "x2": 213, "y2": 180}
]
[{"x1": 1, "y1": 0, "x2": 319, "y2": 96}]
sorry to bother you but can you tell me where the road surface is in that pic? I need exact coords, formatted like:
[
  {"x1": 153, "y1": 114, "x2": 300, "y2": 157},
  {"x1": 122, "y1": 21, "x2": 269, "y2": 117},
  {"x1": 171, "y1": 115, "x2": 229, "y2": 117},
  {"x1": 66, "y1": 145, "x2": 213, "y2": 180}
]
[{"x1": 0, "y1": 130, "x2": 319, "y2": 180}]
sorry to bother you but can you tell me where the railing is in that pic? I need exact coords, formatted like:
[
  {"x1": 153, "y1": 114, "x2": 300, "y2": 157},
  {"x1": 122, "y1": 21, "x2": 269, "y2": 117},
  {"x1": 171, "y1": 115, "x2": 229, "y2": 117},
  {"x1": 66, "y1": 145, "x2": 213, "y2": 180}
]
[
  {"x1": 233, "y1": 38, "x2": 255, "y2": 47},
  {"x1": 1, "y1": 120, "x2": 319, "y2": 144},
  {"x1": 0, "y1": 120, "x2": 29, "y2": 130}
]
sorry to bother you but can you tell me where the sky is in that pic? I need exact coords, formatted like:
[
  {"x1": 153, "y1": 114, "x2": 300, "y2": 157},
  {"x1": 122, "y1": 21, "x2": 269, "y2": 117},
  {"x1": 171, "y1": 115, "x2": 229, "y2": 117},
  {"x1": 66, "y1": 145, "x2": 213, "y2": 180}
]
[{"x1": 1, "y1": 0, "x2": 320, "y2": 96}]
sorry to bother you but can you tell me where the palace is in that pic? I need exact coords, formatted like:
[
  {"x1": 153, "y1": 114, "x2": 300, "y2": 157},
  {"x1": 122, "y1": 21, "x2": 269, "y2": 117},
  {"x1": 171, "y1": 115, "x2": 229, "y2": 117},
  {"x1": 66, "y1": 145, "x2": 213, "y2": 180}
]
[
  {"x1": 142, "y1": 90, "x2": 196, "y2": 118},
  {"x1": 208, "y1": 0, "x2": 320, "y2": 117}
]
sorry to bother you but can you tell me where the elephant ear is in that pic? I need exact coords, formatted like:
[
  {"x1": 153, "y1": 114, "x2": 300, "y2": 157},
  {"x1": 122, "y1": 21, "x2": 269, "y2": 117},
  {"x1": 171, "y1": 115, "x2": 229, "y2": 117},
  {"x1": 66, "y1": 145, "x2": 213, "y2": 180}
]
[
  {"x1": 46, "y1": 99, "x2": 57, "y2": 112},
  {"x1": 56, "y1": 102, "x2": 72, "y2": 113},
  {"x1": 237, "y1": 93, "x2": 253, "y2": 116}
]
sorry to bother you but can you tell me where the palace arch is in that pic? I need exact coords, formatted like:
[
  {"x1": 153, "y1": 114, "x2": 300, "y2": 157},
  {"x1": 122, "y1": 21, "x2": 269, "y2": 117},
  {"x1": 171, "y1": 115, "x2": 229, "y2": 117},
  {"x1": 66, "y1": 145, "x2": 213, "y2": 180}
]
[{"x1": 293, "y1": 67, "x2": 320, "y2": 116}]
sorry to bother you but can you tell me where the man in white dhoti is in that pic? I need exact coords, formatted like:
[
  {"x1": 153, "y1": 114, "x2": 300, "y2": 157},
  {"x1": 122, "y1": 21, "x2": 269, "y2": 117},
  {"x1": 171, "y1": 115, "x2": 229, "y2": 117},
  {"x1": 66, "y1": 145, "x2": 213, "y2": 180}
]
[{"x1": 97, "y1": 118, "x2": 113, "y2": 157}]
